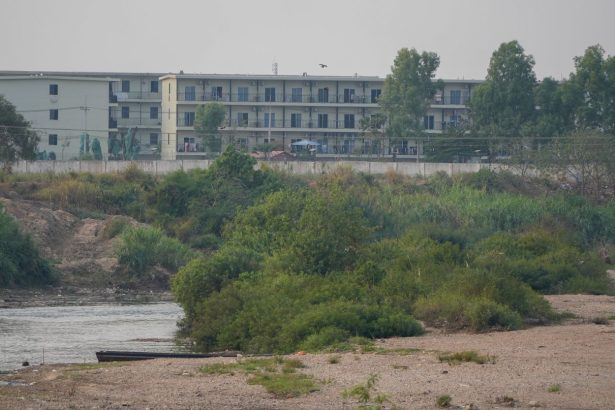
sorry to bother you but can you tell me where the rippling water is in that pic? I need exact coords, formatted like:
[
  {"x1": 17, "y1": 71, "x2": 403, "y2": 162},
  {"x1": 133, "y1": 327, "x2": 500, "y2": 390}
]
[{"x1": 0, "y1": 302, "x2": 184, "y2": 371}]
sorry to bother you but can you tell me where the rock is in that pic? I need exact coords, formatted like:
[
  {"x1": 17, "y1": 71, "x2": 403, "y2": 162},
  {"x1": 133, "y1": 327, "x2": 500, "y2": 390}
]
[
  {"x1": 442, "y1": 370, "x2": 448, "y2": 374},
  {"x1": 22, "y1": 361, "x2": 29, "y2": 367},
  {"x1": 528, "y1": 400, "x2": 540, "y2": 407}
]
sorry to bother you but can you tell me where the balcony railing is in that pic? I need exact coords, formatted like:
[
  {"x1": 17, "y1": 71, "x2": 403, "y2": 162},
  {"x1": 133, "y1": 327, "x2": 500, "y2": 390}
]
[
  {"x1": 177, "y1": 142, "x2": 205, "y2": 153},
  {"x1": 431, "y1": 95, "x2": 470, "y2": 105},
  {"x1": 175, "y1": 92, "x2": 379, "y2": 104},
  {"x1": 115, "y1": 91, "x2": 161, "y2": 101},
  {"x1": 115, "y1": 118, "x2": 162, "y2": 127}
]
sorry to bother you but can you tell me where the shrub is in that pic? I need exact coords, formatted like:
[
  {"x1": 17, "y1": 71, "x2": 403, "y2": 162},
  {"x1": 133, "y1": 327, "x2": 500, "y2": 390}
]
[
  {"x1": 0, "y1": 208, "x2": 54, "y2": 287},
  {"x1": 115, "y1": 226, "x2": 193, "y2": 274},
  {"x1": 102, "y1": 216, "x2": 131, "y2": 239}
]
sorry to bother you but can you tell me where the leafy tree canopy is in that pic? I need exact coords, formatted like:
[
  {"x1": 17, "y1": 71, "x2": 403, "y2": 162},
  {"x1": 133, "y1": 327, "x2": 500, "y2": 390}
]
[
  {"x1": 471, "y1": 40, "x2": 537, "y2": 139},
  {"x1": 195, "y1": 102, "x2": 226, "y2": 154},
  {"x1": 566, "y1": 44, "x2": 615, "y2": 133},
  {"x1": 0, "y1": 95, "x2": 39, "y2": 163},
  {"x1": 379, "y1": 48, "x2": 442, "y2": 139}
]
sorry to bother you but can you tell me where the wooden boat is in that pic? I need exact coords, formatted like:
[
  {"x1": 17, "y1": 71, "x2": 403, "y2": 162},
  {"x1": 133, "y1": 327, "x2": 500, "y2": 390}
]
[{"x1": 95, "y1": 350, "x2": 241, "y2": 362}]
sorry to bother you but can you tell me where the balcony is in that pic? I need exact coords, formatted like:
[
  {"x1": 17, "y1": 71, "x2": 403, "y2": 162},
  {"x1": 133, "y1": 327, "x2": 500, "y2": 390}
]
[
  {"x1": 177, "y1": 142, "x2": 205, "y2": 153},
  {"x1": 116, "y1": 117, "x2": 162, "y2": 127},
  {"x1": 116, "y1": 91, "x2": 162, "y2": 101},
  {"x1": 175, "y1": 92, "x2": 378, "y2": 105},
  {"x1": 431, "y1": 95, "x2": 470, "y2": 106}
]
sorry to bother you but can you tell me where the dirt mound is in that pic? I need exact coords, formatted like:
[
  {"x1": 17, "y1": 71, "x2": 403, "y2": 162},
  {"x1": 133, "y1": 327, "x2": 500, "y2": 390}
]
[{"x1": 0, "y1": 196, "x2": 169, "y2": 289}]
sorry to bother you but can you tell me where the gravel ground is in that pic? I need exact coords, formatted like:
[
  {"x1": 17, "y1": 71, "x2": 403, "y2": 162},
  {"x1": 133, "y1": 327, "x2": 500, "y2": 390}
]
[{"x1": 1, "y1": 293, "x2": 615, "y2": 410}]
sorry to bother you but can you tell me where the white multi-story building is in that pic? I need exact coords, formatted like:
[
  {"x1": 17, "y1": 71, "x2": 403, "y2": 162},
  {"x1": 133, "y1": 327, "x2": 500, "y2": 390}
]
[
  {"x1": 0, "y1": 71, "x2": 480, "y2": 160},
  {"x1": 160, "y1": 74, "x2": 480, "y2": 160},
  {"x1": 0, "y1": 74, "x2": 118, "y2": 160}
]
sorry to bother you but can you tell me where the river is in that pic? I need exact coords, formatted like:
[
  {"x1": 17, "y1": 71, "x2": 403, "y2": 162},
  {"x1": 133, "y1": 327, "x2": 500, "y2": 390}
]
[{"x1": 0, "y1": 302, "x2": 184, "y2": 371}]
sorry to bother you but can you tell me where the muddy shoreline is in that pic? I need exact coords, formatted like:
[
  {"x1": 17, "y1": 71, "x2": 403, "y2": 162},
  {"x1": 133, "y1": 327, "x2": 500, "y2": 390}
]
[
  {"x1": 1, "y1": 293, "x2": 614, "y2": 409},
  {"x1": 0, "y1": 287, "x2": 174, "y2": 309}
]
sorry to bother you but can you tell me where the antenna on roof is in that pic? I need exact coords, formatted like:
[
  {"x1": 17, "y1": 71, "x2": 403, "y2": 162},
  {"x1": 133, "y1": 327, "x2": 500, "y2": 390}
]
[{"x1": 272, "y1": 61, "x2": 278, "y2": 75}]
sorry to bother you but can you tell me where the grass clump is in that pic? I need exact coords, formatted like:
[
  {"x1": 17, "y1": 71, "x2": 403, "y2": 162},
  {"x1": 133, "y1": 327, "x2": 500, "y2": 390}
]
[
  {"x1": 200, "y1": 358, "x2": 276, "y2": 375},
  {"x1": 548, "y1": 384, "x2": 561, "y2": 393},
  {"x1": 201, "y1": 357, "x2": 318, "y2": 398},
  {"x1": 248, "y1": 372, "x2": 318, "y2": 398},
  {"x1": 328, "y1": 355, "x2": 341, "y2": 364},
  {"x1": 102, "y1": 216, "x2": 131, "y2": 239},
  {"x1": 436, "y1": 394, "x2": 452, "y2": 408},
  {"x1": 438, "y1": 351, "x2": 496, "y2": 365},
  {"x1": 342, "y1": 373, "x2": 393, "y2": 409}
]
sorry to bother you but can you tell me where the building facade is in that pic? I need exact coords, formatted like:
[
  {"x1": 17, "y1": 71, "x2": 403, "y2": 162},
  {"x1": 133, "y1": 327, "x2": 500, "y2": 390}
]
[
  {"x1": 0, "y1": 71, "x2": 479, "y2": 160},
  {"x1": 0, "y1": 74, "x2": 118, "y2": 160},
  {"x1": 160, "y1": 74, "x2": 480, "y2": 160}
]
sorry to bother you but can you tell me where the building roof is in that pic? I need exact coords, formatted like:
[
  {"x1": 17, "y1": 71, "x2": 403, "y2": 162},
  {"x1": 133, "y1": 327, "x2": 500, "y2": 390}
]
[
  {"x1": 0, "y1": 70, "x2": 483, "y2": 84},
  {"x1": 0, "y1": 74, "x2": 118, "y2": 82}
]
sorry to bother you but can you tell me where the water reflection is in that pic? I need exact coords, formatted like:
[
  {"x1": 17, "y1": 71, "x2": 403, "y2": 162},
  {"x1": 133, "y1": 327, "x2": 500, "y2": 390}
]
[{"x1": 0, "y1": 303, "x2": 183, "y2": 370}]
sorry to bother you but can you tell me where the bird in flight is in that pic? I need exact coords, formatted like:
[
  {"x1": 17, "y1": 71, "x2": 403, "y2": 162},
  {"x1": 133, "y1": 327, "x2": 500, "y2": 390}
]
[{"x1": 319, "y1": 64, "x2": 328, "y2": 68}]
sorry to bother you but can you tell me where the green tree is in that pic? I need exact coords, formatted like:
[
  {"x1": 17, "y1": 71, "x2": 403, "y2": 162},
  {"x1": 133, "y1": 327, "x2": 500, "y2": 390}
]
[
  {"x1": 566, "y1": 44, "x2": 615, "y2": 133},
  {"x1": 527, "y1": 77, "x2": 574, "y2": 141},
  {"x1": 470, "y1": 41, "x2": 537, "y2": 159},
  {"x1": 360, "y1": 113, "x2": 387, "y2": 157},
  {"x1": 0, "y1": 96, "x2": 39, "y2": 167},
  {"x1": 378, "y1": 48, "x2": 442, "y2": 154},
  {"x1": 195, "y1": 103, "x2": 226, "y2": 155}
]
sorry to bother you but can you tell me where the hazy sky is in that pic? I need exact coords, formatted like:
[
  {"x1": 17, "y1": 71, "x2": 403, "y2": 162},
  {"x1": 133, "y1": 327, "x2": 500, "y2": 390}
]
[{"x1": 1, "y1": 0, "x2": 614, "y2": 80}]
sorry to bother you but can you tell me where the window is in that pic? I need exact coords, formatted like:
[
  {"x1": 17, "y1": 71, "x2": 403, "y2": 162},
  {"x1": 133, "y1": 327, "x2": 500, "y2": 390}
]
[
  {"x1": 264, "y1": 87, "x2": 276, "y2": 102},
  {"x1": 150, "y1": 106, "x2": 158, "y2": 119},
  {"x1": 237, "y1": 87, "x2": 249, "y2": 102},
  {"x1": 343, "y1": 88, "x2": 355, "y2": 103},
  {"x1": 450, "y1": 90, "x2": 461, "y2": 105},
  {"x1": 49, "y1": 84, "x2": 58, "y2": 95},
  {"x1": 371, "y1": 89, "x2": 381, "y2": 103},
  {"x1": 237, "y1": 112, "x2": 249, "y2": 126},
  {"x1": 185, "y1": 86, "x2": 196, "y2": 101},
  {"x1": 291, "y1": 88, "x2": 302, "y2": 103},
  {"x1": 449, "y1": 114, "x2": 461, "y2": 127},
  {"x1": 184, "y1": 112, "x2": 195, "y2": 126},
  {"x1": 264, "y1": 112, "x2": 275, "y2": 128},
  {"x1": 149, "y1": 133, "x2": 158, "y2": 145},
  {"x1": 344, "y1": 114, "x2": 355, "y2": 128},
  {"x1": 121, "y1": 106, "x2": 129, "y2": 119},
  {"x1": 48, "y1": 134, "x2": 58, "y2": 145},
  {"x1": 49, "y1": 109, "x2": 58, "y2": 120},
  {"x1": 290, "y1": 113, "x2": 302, "y2": 128},
  {"x1": 121, "y1": 80, "x2": 130, "y2": 93},
  {"x1": 318, "y1": 88, "x2": 329, "y2": 103},
  {"x1": 150, "y1": 80, "x2": 159, "y2": 93},
  {"x1": 211, "y1": 86, "x2": 223, "y2": 101},
  {"x1": 423, "y1": 115, "x2": 435, "y2": 130},
  {"x1": 317, "y1": 113, "x2": 328, "y2": 128}
]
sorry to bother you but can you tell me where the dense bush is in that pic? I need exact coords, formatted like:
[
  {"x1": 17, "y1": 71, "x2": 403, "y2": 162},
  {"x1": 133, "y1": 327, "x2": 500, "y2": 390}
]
[
  {"x1": 190, "y1": 273, "x2": 423, "y2": 353},
  {"x1": 7, "y1": 152, "x2": 615, "y2": 348},
  {"x1": 115, "y1": 226, "x2": 194, "y2": 274},
  {"x1": 0, "y1": 206, "x2": 54, "y2": 287}
]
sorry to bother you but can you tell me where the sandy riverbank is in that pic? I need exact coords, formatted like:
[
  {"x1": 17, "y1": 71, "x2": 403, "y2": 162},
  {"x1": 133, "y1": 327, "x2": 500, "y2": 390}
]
[{"x1": 1, "y1": 293, "x2": 614, "y2": 410}]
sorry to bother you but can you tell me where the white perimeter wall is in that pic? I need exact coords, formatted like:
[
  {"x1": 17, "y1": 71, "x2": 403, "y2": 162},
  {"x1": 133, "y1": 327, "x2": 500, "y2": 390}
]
[{"x1": 8, "y1": 160, "x2": 493, "y2": 177}]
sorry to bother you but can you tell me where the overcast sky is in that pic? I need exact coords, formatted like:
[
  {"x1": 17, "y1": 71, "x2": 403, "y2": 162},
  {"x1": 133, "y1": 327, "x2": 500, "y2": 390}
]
[{"x1": 1, "y1": 0, "x2": 614, "y2": 80}]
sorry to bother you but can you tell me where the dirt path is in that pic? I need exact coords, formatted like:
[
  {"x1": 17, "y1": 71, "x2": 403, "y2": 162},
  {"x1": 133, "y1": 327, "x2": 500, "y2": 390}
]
[{"x1": 2, "y1": 294, "x2": 615, "y2": 409}]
